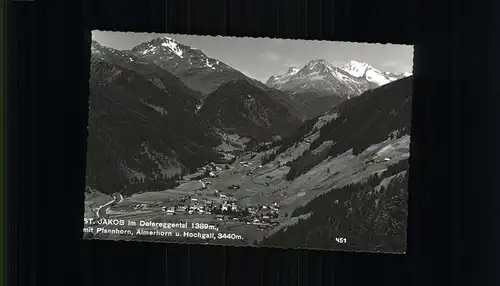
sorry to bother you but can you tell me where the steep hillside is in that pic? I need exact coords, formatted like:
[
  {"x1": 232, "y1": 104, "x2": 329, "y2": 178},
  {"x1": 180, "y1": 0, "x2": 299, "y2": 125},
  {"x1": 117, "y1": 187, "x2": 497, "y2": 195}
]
[
  {"x1": 289, "y1": 91, "x2": 343, "y2": 120},
  {"x1": 198, "y1": 79, "x2": 302, "y2": 141},
  {"x1": 255, "y1": 76, "x2": 412, "y2": 252},
  {"x1": 284, "y1": 76, "x2": 412, "y2": 181},
  {"x1": 260, "y1": 160, "x2": 409, "y2": 253},
  {"x1": 87, "y1": 55, "x2": 222, "y2": 196}
]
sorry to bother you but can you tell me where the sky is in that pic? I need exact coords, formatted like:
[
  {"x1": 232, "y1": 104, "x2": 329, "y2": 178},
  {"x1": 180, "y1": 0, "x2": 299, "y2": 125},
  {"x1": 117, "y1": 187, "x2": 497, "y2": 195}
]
[{"x1": 92, "y1": 30, "x2": 414, "y2": 83}]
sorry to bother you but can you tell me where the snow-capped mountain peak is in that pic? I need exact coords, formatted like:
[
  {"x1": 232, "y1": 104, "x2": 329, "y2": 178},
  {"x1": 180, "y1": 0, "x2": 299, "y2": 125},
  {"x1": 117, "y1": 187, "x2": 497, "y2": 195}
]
[
  {"x1": 268, "y1": 59, "x2": 410, "y2": 92},
  {"x1": 265, "y1": 59, "x2": 412, "y2": 119},
  {"x1": 302, "y1": 59, "x2": 335, "y2": 71},
  {"x1": 340, "y1": 60, "x2": 371, "y2": 77},
  {"x1": 158, "y1": 37, "x2": 184, "y2": 58},
  {"x1": 340, "y1": 60, "x2": 401, "y2": 86},
  {"x1": 130, "y1": 36, "x2": 230, "y2": 72},
  {"x1": 266, "y1": 66, "x2": 305, "y2": 88},
  {"x1": 131, "y1": 37, "x2": 187, "y2": 59},
  {"x1": 339, "y1": 61, "x2": 412, "y2": 86},
  {"x1": 128, "y1": 36, "x2": 246, "y2": 94}
]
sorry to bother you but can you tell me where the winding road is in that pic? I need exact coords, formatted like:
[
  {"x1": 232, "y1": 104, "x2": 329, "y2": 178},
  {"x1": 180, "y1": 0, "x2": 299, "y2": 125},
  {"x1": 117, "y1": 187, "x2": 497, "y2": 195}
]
[{"x1": 96, "y1": 193, "x2": 123, "y2": 219}]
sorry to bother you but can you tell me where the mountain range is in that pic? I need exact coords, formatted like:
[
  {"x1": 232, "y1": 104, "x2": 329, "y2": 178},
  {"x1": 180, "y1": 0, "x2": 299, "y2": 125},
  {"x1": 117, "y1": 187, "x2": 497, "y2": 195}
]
[
  {"x1": 87, "y1": 35, "x2": 412, "y2": 252},
  {"x1": 88, "y1": 36, "x2": 411, "y2": 197},
  {"x1": 88, "y1": 38, "x2": 303, "y2": 194},
  {"x1": 266, "y1": 59, "x2": 410, "y2": 118}
]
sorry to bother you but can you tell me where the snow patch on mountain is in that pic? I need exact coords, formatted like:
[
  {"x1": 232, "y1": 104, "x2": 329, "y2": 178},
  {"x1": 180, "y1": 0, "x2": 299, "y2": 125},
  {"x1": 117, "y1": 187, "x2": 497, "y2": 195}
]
[
  {"x1": 205, "y1": 59, "x2": 213, "y2": 69},
  {"x1": 160, "y1": 39, "x2": 184, "y2": 58},
  {"x1": 340, "y1": 60, "x2": 370, "y2": 77},
  {"x1": 137, "y1": 38, "x2": 185, "y2": 59},
  {"x1": 365, "y1": 68, "x2": 391, "y2": 85},
  {"x1": 340, "y1": 60, "x2": 397, "y2": 86},
  {"x1": 267, "y1": 66, "x2": 302, "y2": 88},
  {"x1": 141, "y1": 46, "x2": 158, "y2": 55}
]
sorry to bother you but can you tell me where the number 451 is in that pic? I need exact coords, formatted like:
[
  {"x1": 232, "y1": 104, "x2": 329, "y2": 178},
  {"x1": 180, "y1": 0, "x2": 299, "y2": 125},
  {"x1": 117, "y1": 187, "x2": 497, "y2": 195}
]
[{"x1": 335, "y1": 237, "x2": 347, "y2": 243}]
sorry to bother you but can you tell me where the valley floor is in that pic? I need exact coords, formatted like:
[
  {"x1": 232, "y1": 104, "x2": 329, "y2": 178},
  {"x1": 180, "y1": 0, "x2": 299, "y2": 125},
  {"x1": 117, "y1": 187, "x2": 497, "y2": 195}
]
[{"x1": 83, "y1": 134, "x2": 410, "y2": 251}]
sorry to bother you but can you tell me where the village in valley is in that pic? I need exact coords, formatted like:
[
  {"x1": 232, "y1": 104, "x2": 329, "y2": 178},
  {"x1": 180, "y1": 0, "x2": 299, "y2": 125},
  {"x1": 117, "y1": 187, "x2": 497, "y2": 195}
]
[
  {"x1": 113, "y1": 154, "x2": 287, "y2": 235},
  {"x1": 85, "y1": 125, "x2": 409, "y2": 245}
]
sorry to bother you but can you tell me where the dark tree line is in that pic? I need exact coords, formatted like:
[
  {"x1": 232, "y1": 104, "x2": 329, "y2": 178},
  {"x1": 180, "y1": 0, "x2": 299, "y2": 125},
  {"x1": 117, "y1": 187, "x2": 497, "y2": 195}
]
[{"x1": 260, "y1": 159, "x2": 409, "y2": 253}]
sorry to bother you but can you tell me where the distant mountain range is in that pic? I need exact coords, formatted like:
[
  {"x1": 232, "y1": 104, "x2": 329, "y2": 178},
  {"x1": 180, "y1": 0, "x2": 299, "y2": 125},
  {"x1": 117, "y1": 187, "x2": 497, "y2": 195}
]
[{"x1": 266, "y1": 59, "x2": 410, "y2": 118}]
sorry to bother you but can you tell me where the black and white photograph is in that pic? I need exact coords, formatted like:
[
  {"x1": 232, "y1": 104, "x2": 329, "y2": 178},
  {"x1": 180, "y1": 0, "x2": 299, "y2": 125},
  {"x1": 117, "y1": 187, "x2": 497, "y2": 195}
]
[{"x1": 84, "y1": 31, "x2": 413, "y2": 253}]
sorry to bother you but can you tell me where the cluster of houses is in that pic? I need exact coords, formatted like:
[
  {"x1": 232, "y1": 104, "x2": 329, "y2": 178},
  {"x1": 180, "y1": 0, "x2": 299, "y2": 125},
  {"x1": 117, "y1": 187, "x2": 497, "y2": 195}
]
[
  {"x1": 126, "y1": 154, "x2": 287, "y2": 230},
  {"x1": 158, "y1": 193, "x2": 240, "y2": 216},
  {"x1": 127, "y1": 190, "x2": 282, "y2": 232},
  {"x1": 156, "y1": 192, "x2": 282, "y2": 226},
  {"x1": 245, "y1": 202, "x2": 280, "y2": 227}
]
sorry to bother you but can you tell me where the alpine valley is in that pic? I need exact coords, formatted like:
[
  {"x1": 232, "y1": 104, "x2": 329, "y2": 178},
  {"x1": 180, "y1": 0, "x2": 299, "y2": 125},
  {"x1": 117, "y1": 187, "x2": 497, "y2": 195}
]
[{"x1": 85, "y1": 35, "x2": 413, "y2": 253}]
